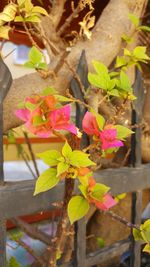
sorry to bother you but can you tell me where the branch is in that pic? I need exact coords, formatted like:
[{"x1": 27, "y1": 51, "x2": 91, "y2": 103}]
[
  {"x1": 51, "y1": 0, "x2": 66, "y2": 29},
  {"x1": 3, "y1": 0, "x2": 147, "y2": 132},
  {"x1": 11, "y1": 217, "x2": 51, "y2": 246}
]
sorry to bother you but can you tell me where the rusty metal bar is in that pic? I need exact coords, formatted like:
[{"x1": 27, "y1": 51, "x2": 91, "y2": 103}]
[{"x1": 130, "y1": 69, "x2": 144, "y2": 267}]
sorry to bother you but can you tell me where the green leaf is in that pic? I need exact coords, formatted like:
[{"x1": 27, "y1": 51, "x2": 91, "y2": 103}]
[
  {"x1": 92, "y1": 60, "x2": 108, "y2": 75},
  {"x1": 68, "y1": 196, "x2": 89, "y2": 224},
  {"x1": 17, "y1": 0, "x2": 25, "y2": 7},
  {"x1": 25, "y1": 15, "x2": 41, "y2": 22},
  {"x1": 133, "y1": 228, "x2": 143, "y2": 242},
  {"x1": 29, "y1": 46, "x2": 43, "y2": 64},
  {"x1": 37, "y1": 150, "x2": 61, "y2": 166},
  {"x1": 78, "y1": 184, "x2": 88, "y2": 198},
  {"x1": 143, "y1": 244, "x2": 150, "y2": 253},
  {"x1": 119, "y1": 71, "x2": 132, "y2": 92},
  {"x1": 57, "y1": 162, "x2": 69, "y2": 177},
  {"x1": 38, "y1": 62, "x2": 48, "y2": 70},
  {"x1": 97, "y1": 237, "x2": 105, "y2": 248},
  {"x1": 133, "y1": 46, "x2": 150, "y2": 61},
  {"x1": 32, "y1": 6, "x2": 48, "y2": 16},
  {"x1": 34, "y1": 168, "x2": 59, "y2": 195},
  {"x1": 124, "y1": 48, "x2": 131, "y2": 56},
  {"x1": 91, "y1": 183, "x2": 110, "y2": 201},
  {"x1": 24, "y1": 61, "x2": 35, "y2": 68},
  {"x1": 62, "y1": 141, "x2": 72, "y2": 158},
  {"x1": 88, "y1": 73, "x2": 109, "y2": 90},
  {"x1": 90, "y1": 109, "x2": 105, "y2": 130},
  {"x1": 115, "y1": 56, "x2": 127, "y2": 68},
  {"x1": 9, "y1": 257, "x2": 21, "y2": 267},
  {"x1": 55, "y1": 95, "x2": 73, "y2": 102},
  {"x1": 140, "y1": 219, "x2": 150, "y2": 243},
  {"x1": 25, "y1": 0, "x2": 33, "y2": 12},
  {"x1": 114, "y1": 125, "x2": 133, "y2": 140},
  {"x1": 42, "y1": 87, "x2": 58, "y2": 96},
  {"x1": 0, "y1": 25, "x2": 10, "y2": 39},
  {"x1": 108, "y1": 89, "x2": 120, "y2": 97},
  {"x1": 32, "y1": 114, "x2": 46, "y2": 126},
  {"x1": 121, "y1": 34, "x2": 132, "y2": 44},
  {"x1": 128, "y1": 13, "x2": 139, "y2": 27},
  {"x1": 14, "y1": 15, "x2": 24, "y2": 22},
  {"x1": 138, "y1": 25, "x2": 150, "y2": 32},
  {"x1": 25, "y1": 101, "x2": 36, "y2": 111},
  {"x1": 70, "y1": 151, "x2": 95, "y2": 167}
]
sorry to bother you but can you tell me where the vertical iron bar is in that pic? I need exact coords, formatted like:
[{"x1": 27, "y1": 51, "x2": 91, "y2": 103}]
[
  {"x1": 0, "y1": 101, "x2": 5, "y2": 267},
  {"x1": 130, "y1": 69, "x2": 144, "y2": 267},
  {"x1": 70, "y1": 50, "x2": 89, "y2": 267},
  {"x1": 0, "y1": 58, "x2": 12, "y2": 267}
]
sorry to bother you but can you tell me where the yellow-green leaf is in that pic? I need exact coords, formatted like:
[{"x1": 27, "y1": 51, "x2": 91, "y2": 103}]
[
  {"x1": 37, "y1": 150, "x2": 61, "y2": 166},
  {"x1": 62, "y1": 141, "x2": 72, "y2": 158},
  {"x1": 32, "y1": 6, "x2": 48, "y2": 16},
  {"x1": 128, "y1": 13, "x2": 139, "y2": 28},
  {"x1": 34, "y1": 168, "x2": 59, "y2": 195},
  {"x1": 143, "y1": 244, "x2": 150, "y2": 253},
  {"x1": 68, "y1": 196, "x2": 89, "y2": 224},
  {"x1": 57, "y1": 162, "x2": 69, "y2": 177},
  {"x1": 114, "y1": 125, "x2": 133, "y2": 140},
  {"x1": 0, "y1": 26, "x2": 10, "y2": 39},
  {"x1": 70, "y1": 151, "x2": 95, "y2": 167},
  {"x1": 91, "y1": 183, "x2": 110, "y2": 201}
]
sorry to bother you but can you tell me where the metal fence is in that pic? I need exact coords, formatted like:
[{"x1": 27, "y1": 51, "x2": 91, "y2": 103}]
[{"x1": 0, "y1": 52, "x2": 150, "y2": 267}]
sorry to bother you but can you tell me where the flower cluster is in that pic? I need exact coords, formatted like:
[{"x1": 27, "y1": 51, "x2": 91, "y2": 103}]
[
  {"x1": 82, "y1": 111, "x2": 124, "y2": 151},
  {"x1": 15, "y1": 89, "x2": 132, "y2": 225},
  {"x1": 15, "y1": 94, "x2": 77, "y2": 137}
]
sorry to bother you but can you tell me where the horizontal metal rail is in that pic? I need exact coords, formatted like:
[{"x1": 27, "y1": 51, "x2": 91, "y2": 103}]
[{"x1": 0, "y1": 164, "x2": 150, "y2": 219}]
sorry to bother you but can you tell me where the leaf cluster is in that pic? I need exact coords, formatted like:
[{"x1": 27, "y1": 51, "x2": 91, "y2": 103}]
[{"x1": 133, "y1": 219, "x2": 150, "y2": 253}]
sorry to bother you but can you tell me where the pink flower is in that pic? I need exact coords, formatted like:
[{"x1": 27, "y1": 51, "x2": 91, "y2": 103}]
[
  {"x1": 94, "y1": 194, "x2": 116, "y2": 211},
  {"x1": 99, "y1": 127, "x2": 123, "y2": 150},
  {"x1": 15, "y1": 109, "x2": 30, "y2": 121},
  {"x1": 15, "y1": 98, "x2": 77, "y2": 137},
  {"x1": 49, "y1": 105, "x2": 77, "y2": 135},
  {"x1": 82, "y1": 112, "x2": 99, "y2": 136},
  {"x1": 82, "y1": 112, "x2": 124, "y2": 151}
]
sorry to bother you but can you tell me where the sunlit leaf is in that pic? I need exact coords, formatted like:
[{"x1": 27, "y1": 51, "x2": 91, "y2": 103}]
[
  {"x1": 128, "y1": 13, "x2": 139, "y2": 28},
  {"x1": 28, "y1": 46, "x2": 43, "y2": 64},
  {"x1": 114, "y1": 125, "x2": 133, "y2": 140},
  {"x1": 34, "y1": 168, "x2": 59, "y2": 195},
  {"x1": 91, "y1": 183, "x2": 110, "y2": 201},
  {"x1": 68, "y1": 196, "x2": 89, "y2": 224},
  {"x1": 70, "y1": 151, "x2": 95, "y2": 167},
  {"x1": 32, "y1": 6, "x2": 48, "y2": 16},
  {"x1": 62, "y1": 141, "x2": 72, "y2": 158},
  {"x1": 57, "y1": 162, "x2": 69, "y2": 177},
  {"x1": 37, "y1": 150, "x2": 61, "y2": 166}
]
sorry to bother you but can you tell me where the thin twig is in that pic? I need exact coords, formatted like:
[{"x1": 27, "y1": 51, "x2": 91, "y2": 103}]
[
  {"x1": 104, "y1": 210, "x2": 140, "y2": 230},
  {"x1": 64, "y1": 59, "x2": 86, "y2": 95},
  {"x1": 11, "y1": 217, "x2": 51, "y2": 246},
  {"x1": 23, "y1": 21, "x2": 47, "y2": 65},
  {"x1": 23, "y1": 131, "x2": 40, "y2": 178},
  {"x1": 57, "y1": 3, "x2": 82, "y2": 36},
  {"x1": 18, "y1": 239, "x2": 45, "y2": 266}
]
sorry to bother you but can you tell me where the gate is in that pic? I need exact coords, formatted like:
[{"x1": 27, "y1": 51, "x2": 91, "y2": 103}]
[{"x1": 0, "y1": 51, "x2": 150, "y2": 267}]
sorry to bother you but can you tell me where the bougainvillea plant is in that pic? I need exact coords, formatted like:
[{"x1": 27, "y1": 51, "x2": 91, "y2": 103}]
[
  {"x1": 15, "y1": 48, "x2": 150, "y2": 265},
  {"x1": 1, "y1": 0, "x2": 150, "y2": 266}
]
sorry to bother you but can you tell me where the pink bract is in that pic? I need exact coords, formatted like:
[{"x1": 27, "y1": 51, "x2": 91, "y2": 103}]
[
  {"x1": 15, "y1": 109, "x2": 30, "y2": 121},
  {"x1": 82, "y1": 111, "x2": 99, "y2": 136},
  {"x1": 49, "y1": 105, "x2": 77, "y2": 135},
  {"x1": 99, "y1": 127, "x2": 123, "y2": 150},
  {"x1": 15, "y1": 101, "x2": 77, "y2": 137},
  {"x1": 95, "y1": 194, "x2": 116, "y2": 211}
]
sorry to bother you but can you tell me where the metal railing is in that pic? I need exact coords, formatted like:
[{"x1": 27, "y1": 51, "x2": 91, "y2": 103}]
[{"x1": 0, "y1": 52, "x2": 149, "y2": 267}]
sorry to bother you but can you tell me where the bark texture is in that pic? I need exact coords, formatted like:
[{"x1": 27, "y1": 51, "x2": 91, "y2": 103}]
[{"x1": 3, "y1": 0, "x2": 147, "y2": 132}]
